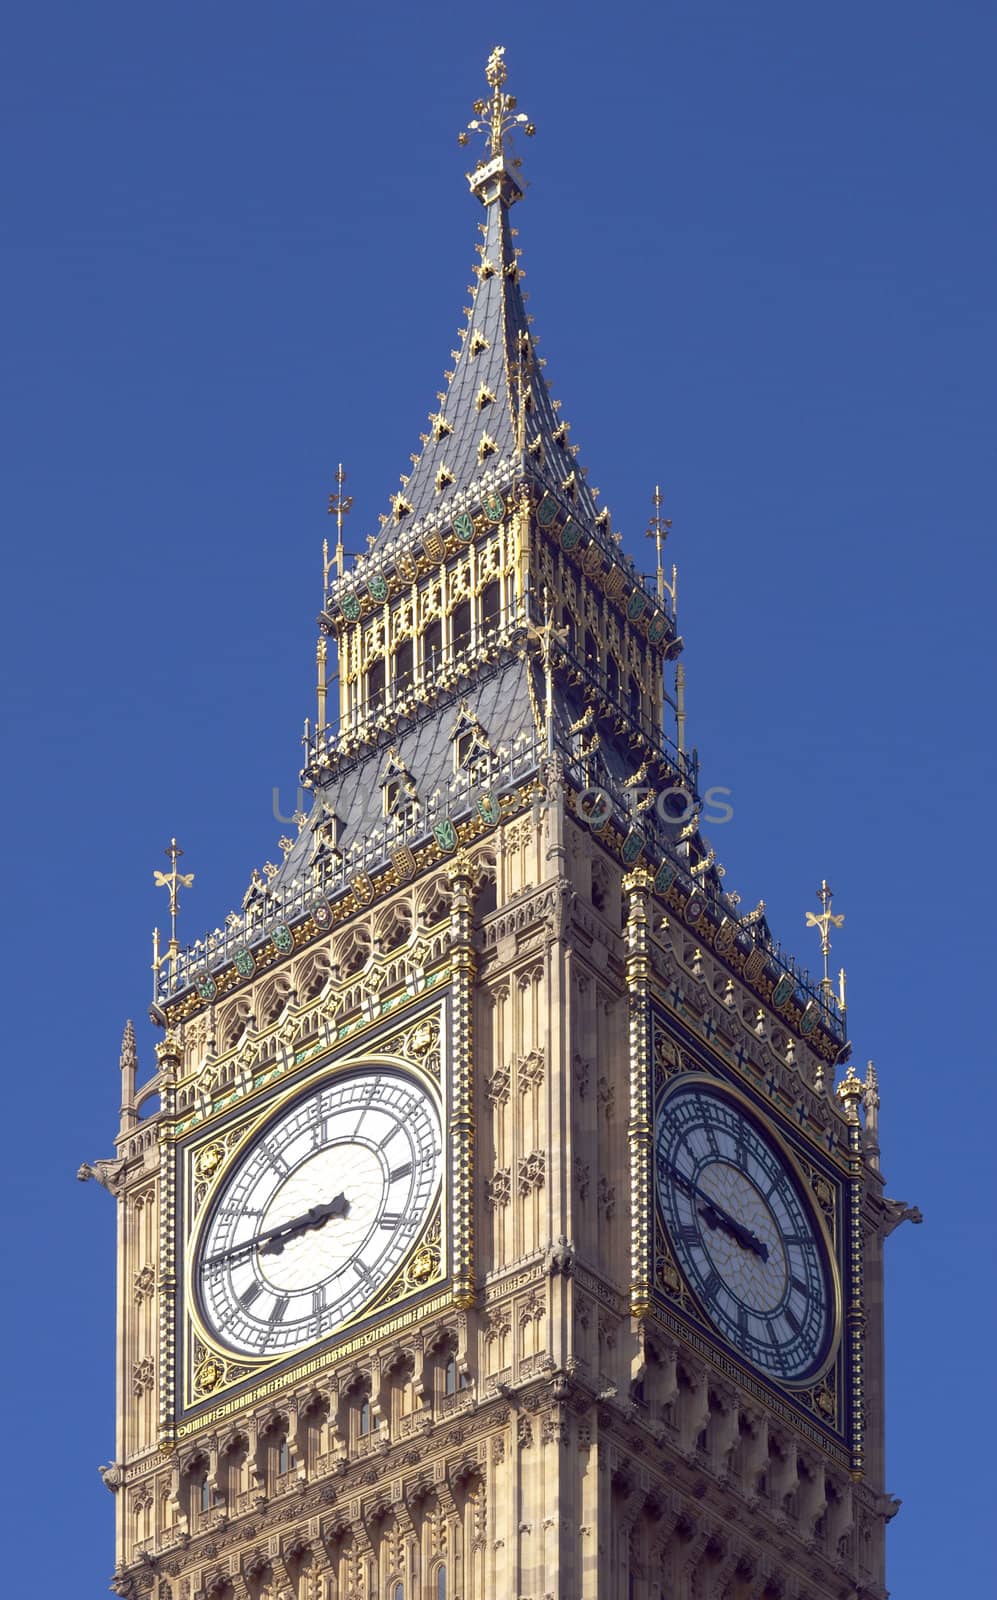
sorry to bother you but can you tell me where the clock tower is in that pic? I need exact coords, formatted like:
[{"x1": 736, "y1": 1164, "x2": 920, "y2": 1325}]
[{"x1": 85, "y1": 47, "x2": 917, "y2": 1600}]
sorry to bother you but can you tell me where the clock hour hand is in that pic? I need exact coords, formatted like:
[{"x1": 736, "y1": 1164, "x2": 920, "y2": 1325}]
[
  {"x1": 260, "y1": 1193, "x2": 350, "y2": 1256},
  {"x1": 207, "y1": 1192, "x2": 350, "y2": 1266},
  {"x1": 661, "y1": 1162, "x2": 769, "y2": 1261}
]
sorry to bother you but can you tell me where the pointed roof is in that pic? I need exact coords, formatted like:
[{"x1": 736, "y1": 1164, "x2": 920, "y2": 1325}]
[{"x1": 330, "y1": 46, "x2": 620, "y2": 590}]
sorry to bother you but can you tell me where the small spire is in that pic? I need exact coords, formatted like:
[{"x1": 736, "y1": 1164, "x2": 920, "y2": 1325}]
[
  {"x1": 119, "y1": 1019, "x2": 137, "y2": 1074},
  {"x1": 805, "y1": 879, "x2": 845, "y2": 1011},
  {"x1": 645, "y1": 484, "x2": 673, "y2": 605},
  {"x1": 459, "y1": 46, "x2": 535, "y2": 207},
  {"x1": 327, "y1": 462, "x2": 354, "y2": 580},
  {"x1": 153, "y1": 839, "x2": 194, "y2": 976}
]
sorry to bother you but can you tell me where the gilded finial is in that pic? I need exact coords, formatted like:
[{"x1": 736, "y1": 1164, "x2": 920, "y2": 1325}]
[
  {"x1": 805, "y1": 879, "x2": 846, "y2": 1014},
  {"x1": 152, "y1": 839, "x2": 194, "y2": 977},
  {"x1": 645, "y1": 484, "x2": 673, "y2": 605},
  {"x1": 835, "y1": 1061, "x2": 863, "y2": 1123},
  {"x1": 459, "y1": 47, "x2": 535, "y2": 205},
  {"x1": 327, "y1": 462, "x2": 354, "y2": 582}
]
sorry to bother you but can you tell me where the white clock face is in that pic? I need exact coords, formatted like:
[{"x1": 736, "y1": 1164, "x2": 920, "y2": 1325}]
[
  {"x1": 196, "y1": 1069, "x2": 442, "y2": 1357},
  {"x1": 654, "y1": 1079, "x2": 835, "y2": 1382}
]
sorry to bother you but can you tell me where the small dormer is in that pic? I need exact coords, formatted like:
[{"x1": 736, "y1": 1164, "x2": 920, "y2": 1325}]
[
  {"x1": 450, "y1": 707, "x2": 493, "y2": 779},
  {"x1": 380, "y1": 750, "x2": 420, "y2": 824}
]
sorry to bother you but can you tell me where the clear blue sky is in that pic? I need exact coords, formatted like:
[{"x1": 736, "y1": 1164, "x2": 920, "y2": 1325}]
[{"x1": 2, "y1": 2, "x2": 993, "y2": 1592}]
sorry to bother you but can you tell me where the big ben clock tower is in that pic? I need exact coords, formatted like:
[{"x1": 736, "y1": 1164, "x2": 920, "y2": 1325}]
[{"x1": 84, "y1": 47, "x2": 918, "y2": 1600}]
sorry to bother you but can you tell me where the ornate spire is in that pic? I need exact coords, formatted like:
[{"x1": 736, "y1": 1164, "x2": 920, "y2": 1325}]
[{"x1": 351, "y1": 48, "x2": 603, "y2": 562}]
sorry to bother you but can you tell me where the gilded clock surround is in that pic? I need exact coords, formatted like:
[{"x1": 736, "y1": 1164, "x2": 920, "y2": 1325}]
[{"x1": 85, "y1": 47, "x2": 915, "y2": 1600}]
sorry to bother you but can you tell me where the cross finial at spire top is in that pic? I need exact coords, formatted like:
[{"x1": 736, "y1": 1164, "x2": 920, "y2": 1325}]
[{"x1": 459, "y1": 46, "x2": 535, "y2": 205}]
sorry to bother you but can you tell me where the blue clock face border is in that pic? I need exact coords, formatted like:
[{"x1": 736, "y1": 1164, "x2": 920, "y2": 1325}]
[{"x1": 648, "y1": 1007, "x2": 855, "y2": 1453}]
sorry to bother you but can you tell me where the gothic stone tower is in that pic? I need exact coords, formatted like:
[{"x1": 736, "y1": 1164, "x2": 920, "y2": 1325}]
[{"x1": 85, "y1": 46, "x2": 916, "y2": 1600}]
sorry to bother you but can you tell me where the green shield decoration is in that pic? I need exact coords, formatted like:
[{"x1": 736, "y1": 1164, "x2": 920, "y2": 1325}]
[
  {"x1": 560, "y1": 518, "x2": 582, "y2": 550},
  {"x1": 194, "y1": 972, "x2": 217, "y2": 1002},
  {"x1": 341, "y1": 592, "x2": 360, "y2": 621},
  {"x1": 483, "y1": 491, "x2": 506, "y2": 524},
  {"x1": 452, "y1": 511, "x2": 475, "y2": 542},
  {"x1": 234, "y1": 948, "x2": 255, "y2": 979},
  {"x1": 621, "y1": 828, "x2": 645, "y2": 865},
  {"x1": 272, "y1": 924, "x2": 294, "y2": 955},
  {"x1": 477, "y1": 792, "x2": 501, "y2": 826},
  {"x1": 368, "y1": 574, "x2": 388, "y2": 603},
  {"x1": 772, "y1": 973, "x2": 796, "y2": 1009},
  {"x1": 627, "y1": 589, "x2": 648, "y2": 622},
  {"x1": 654, "y1": 861, "x2": 677, "y2": 895},
  {"x1": 434, "y1": 818, "x2": 458, "y2": 853},
  {"x1": 536, "y1": 492, "x2": 558, "y2": 528}
]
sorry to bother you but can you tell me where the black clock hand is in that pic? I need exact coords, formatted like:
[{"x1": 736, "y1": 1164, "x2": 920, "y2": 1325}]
[
  {"x1": 661, "y1": 1162, "x2": 769, "y2": 1261},
  {"x1": 207, "y1": 1192, "x2": 350, "y2": 1267}
]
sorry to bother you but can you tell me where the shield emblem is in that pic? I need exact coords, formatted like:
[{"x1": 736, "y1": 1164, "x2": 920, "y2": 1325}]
[
  {"x1": 483, "y1": 491, "x2": 506, "y2": 523},
  {"x1": 310, "y1": 897, "x2": 333, "y2": 930},
  {"x1": 560, "y1": 518, "x2": 582, "y2": 550},
  {"x1": 536, "y1": 493, "x2": 558, "y2": 528},
  {"x1": 800, "y1": 999, "x2": 821, "y2": 1035},
  {"x1": 391, "y1": 845, "x2": 416, "y2": 881},
  {"x1": 424, "y1": 530, "x2": 446, "y2": 562},
  {"x1": 621, "y1": 828, "x2": 645, "y2": 865},
  {"x1": 396, "y1": 552, "x2": 417, "y2": 582},
  {"x1": 714, "y1": 917, "x2": 736, "y2": 953},
  {"x1": 434, "y1": 818, "x2": 458, "y2": 853},
  {"x1": 194, "y1": 972, "x2": 217, "y2": 1002},
  {"x1": 452, "y1": 511, "x2": 475, "y2": 543},
  {"x1": 743, "y1": 947, "x2": 767, "y2": 984},
  {"x1": 627, "y1": 590, "x2": 648, "y2": 622},
  {"x1": 685, "y1": 894, "x2": 705, "y2": 923},
  {"x1": 234, "y1": 948, "x2": 255, "y2": 978},
  {"x1": 604, "y1": 566, "x2": 625, "y2": 601},
  {"x1": 341, "y1": 592, "x2": 360, "y2": 621},
  {"x1": 353, "y1": 871, "x2": 374, "y2": 906},
  {"x1": 477, "y1": 792, "x2": 501, "y2": 826},
  {"x1": 580, "y1": 790, "x2": 611, "y2": 831},
  {"x1": 272, "y1": 924, "x2": 293, "y2": 955},
  {"x1": 648, "y1": 612, "x2": 667, "y2": 645},
  {"x1": 368, "y1": 574, "x2": 388, "y2": 603},
  {"x1": 772, "y1": 973, "x2": 796, "y2": 1009},
  {"x1": 654, "y1": 861, "x2": 677, "y2": 895}
]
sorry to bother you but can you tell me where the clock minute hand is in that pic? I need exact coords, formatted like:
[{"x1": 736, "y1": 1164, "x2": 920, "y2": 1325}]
[{"x1": 207, "y1": 1193, "x2": 350, "y2": 1266}]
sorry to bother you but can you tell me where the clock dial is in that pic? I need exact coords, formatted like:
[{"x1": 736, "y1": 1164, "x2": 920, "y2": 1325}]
[
  {"x1": 654, "y1": 1080, "x2": 834, "y2": 1382},
  {"x1": 195, "y1": 1068, "x2": 442, "y2": 1357}
]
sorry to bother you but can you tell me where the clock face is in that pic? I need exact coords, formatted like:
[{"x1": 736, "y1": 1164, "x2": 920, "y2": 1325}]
[
  {"x1": 654, "y1": 1079, "x2": 835, "y2": 1382},
  {"x1": 195, "y1": 1068, "x2": 442, "y2": 1358}
]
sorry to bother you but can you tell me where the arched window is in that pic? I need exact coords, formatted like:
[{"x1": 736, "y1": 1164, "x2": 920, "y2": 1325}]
[
  {"x1": 444, "y1": 1355, "x2": 458, "y2": 1396},
  {"x1": 606, "y1": 654, "x2": 620, "y2": 703},
  {"x1": 480, "y1": 580, "x2": 501, "y2": 633},
  {"x1": 359, "y1": 1396, "x2": 376, "y2": 1437},
  {"x1": 278, "y1": 1435, "x2": 290, "y2": 1476},
  {"x1": 424, "y1": 618, "x2": 443, "y2": 674},
  {"x1": 628, "y1": 674, "x2": 642, "y2": 724},
  {"x1": 200, "y1": 1474, "x2": 211, "y2": 1514},
  {"x1": 392, "y1": 1585, "x2": 404, "y2": 1600},
  {"x1": 366, "y1": 658, "x2": 385, "y2": 711},
  {"x1": 436, "y1": 1566, "x2": 447, "y2": 1600},
  {"x1": 451, "y1": 599, "x2": 472, "y2": 653},
  {"x1": 393, "y1": 638, "x2": 413, "y2": 692}
]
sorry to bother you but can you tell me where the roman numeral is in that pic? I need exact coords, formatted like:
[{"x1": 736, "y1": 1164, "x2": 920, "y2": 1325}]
[
  {"x1": 239, "y1": 1281, "x2": 262, "y2": 1308},
  {"x1": 380, "y1": 1213, "x2": 402, "y2": 1230},
  {"x1": 785, "y1": 1305, "x2": 801, "y2": 1334},
  {"x1": 390, "y1": 1162, "x2": 413, "y2": 1183},
  {"x1": 702, "y1": 1268, "x2": 722, "y2": 1301},
  {"x1": 678, "y1": 1223, "x2": 700, "y2": 1245},
  {"x1": 791, "y1": 1275, "x2": 810, "y2": 1296},
  {"x1": 269, "y1": 1296, "x2": 289, "y2": 1325}
]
